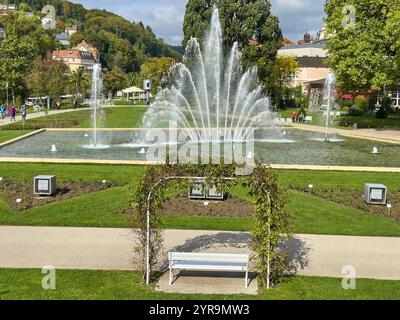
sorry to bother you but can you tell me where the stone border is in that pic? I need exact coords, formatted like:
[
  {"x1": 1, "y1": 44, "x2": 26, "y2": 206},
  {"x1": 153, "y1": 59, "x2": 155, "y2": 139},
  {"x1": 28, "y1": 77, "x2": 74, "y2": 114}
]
[
  {"x1": 0, "y1": 156, "x2": 399, "y2": 173},
  {"x1": 287, "y1": 124, "x2": 400, "y2": 145},
  {"x1": 0, "y1": 129, "x2": 46, "y2": 148}
]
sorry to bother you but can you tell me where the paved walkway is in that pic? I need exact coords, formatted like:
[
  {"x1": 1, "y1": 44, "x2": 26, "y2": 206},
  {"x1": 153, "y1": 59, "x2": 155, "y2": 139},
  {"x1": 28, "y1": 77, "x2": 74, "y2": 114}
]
[
  {"x1": 0, "y1": 108, "x2": 90, "y2": 127},
  {"x1": 0, "y1": 226, "x2": 399, "y2": 281},
  {"x1": 290, "y1": 123, "x2": 400, "y2": 144}
]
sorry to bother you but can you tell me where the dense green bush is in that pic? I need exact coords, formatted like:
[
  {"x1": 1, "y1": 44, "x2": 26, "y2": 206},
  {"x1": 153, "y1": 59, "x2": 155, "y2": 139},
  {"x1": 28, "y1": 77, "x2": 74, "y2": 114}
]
[
  {"x1": 376, "y1": 107, "x2": 388, "y2": 119},
  {"x1": 347, "y1": 107, "x2": 364, "y2": 117},
  {"x1": 113, "y1": 100, "x2": 133, "y2": 106}
]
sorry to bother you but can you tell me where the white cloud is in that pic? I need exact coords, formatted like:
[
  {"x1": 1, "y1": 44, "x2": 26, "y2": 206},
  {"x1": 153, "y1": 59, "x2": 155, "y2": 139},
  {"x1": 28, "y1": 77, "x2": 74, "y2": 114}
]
[{"x1": 71, "y1": 0, "x2": 326, "y2": 45}]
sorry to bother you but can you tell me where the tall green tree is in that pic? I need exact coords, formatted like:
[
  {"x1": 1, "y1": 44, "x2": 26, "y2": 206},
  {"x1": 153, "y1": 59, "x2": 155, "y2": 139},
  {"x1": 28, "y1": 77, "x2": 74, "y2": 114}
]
[
  {"x1": 103, "y1": 67, "x2": 128, "y2": 97},
  {"x1": 183, "y1": 0, "x2": 282, "y2": 89},
  {"x1": 325, "y1": 0, "x2": 399, "y2": 95},
  {"x1": 26, "y1": 54, "x2": 69, "y2": 104},
  {"x1": 140, "y1": 57, "x2": 175, "y2": 93},
  {"x1": 268, "y1": 55, "x2": 299, "y2": 107}
]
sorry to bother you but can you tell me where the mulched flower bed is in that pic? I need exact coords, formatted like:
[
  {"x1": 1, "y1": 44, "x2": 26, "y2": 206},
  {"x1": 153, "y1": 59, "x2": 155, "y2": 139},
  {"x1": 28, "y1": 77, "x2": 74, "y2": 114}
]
[
  {"x1": 293, "y1": 187, "x2": 400, "y2": 221},
  {"x1": 0, "y1": 179, "x2": 119, "y2": 212},
  {"x1": 123, "y1": 194, "x2": 254, "y2": 217},
  {"x1": 161, "y1": 195, "x2": 254, "y2": 217}
]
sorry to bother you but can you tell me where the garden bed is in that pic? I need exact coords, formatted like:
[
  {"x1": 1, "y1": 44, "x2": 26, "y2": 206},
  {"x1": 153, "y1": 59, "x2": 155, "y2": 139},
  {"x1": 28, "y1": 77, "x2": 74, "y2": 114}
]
[
  {"x1": 292, "y1": 187, "x2": 400, "y2": 221},
  {"x1": 162, "y1": 195, "x2": 254, "y2": 217},
  {"x1": 0, "y1": 179, "x2": 119, "y2": 211}
]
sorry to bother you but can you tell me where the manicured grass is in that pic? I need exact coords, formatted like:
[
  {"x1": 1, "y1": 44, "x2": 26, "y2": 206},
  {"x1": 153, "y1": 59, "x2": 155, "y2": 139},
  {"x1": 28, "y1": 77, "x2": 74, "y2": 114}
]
[
  {"x1": 0, "y1": 130, "x2": 33, "y2": 143},
  {"x1": 338, "y1": 114, "x2": 400, "y2": 129},
  {"x1": 1, "y1": 162, "x2": 399, "y2": 190},
  {"x1": 0, "y1": 187, "x2": 131, "y2": 228},
  {"x1": 1, "y1": 183, "x2": 399, "y2": 237},
  {"x1": 0, "y1": 162, "x2": 399, "y2": 236},
  {"x1": 288, "y1": 191, "x2": 400, "y2": 237},
  {"x1": 278, "y1": 170, "x2": 400, "y2": 191},
  {"x1": 0, "y1": 163, "x2": 146, "y2": 183},
  {"x1": 1, "y1": 107, "x2": 147, "y2": 129},
  {"x1": 0, "y1": 268, "x2": 399, "y2": 300}
]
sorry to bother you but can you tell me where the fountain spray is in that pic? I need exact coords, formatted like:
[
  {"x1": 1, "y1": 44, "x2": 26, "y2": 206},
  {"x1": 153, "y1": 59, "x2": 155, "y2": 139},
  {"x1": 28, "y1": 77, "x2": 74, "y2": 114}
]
[
  {"x1": 324, "y1": 72, "x2": 336, "y2": 142},
  {"x1": 91, "y1": 64, "x2": 102, "y2": 147}
]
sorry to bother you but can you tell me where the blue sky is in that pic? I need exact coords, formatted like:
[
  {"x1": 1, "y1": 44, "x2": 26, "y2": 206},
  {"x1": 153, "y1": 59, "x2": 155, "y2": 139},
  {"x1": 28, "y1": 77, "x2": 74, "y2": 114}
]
[{"x1": 71, "y1": 0, "x2": 326, "y2": 45}]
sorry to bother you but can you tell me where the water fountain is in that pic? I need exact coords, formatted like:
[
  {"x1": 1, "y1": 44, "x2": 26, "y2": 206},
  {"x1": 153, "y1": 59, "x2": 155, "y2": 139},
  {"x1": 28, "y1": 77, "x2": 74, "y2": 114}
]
[
  {"x1": 50, "y1": 145, "x2": 57, "y2": 152},
  {"x1": 323, "y1": 72, "x2": 336, "y2": 142},
  {"x1": 90, "y1": 64, "x2": 103, "y2": 148},
  {"x1": 1, "y1": 8, "x2": 399, "y2": 168},
  {"x1": 141, "y1": 7, "x2": 274, "y2": 144}
]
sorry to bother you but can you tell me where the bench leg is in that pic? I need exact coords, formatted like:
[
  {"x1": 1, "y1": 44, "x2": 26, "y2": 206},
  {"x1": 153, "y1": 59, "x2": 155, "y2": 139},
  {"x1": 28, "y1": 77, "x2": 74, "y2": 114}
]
[
  {"x1": 169, "y1": 268, "x2": 173, "y2": 286},
  {"x1": 245, "y1": 270, "x2": 248, "y2": 288}
]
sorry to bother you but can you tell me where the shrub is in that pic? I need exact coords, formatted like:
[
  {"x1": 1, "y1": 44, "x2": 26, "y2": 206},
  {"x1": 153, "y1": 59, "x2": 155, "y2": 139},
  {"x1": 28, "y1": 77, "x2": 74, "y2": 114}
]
[
  {"x1": 347, "y1": 107, "x2": 364, "y2": 117},
  {"x1": 376, "y1": 107, "x2": 388, "y2": 119},
  {"x1": 114, "y1": 100, "x2": 133, "y2": 106}
]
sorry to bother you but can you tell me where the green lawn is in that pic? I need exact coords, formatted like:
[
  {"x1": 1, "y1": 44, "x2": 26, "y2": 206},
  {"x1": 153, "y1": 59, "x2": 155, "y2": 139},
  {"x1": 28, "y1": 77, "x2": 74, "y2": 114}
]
[
  {"x1": 337, "y1": 114, "x2": 400, "y2": 129},
  {"x1": 1, "y1": 107, "x2": 147, "y2": 130},
  {"x1": 0, "y1": 268, "x2": 398, "y2": 300},
  {"x1": 0, "y1": 163, "x2": 399, "y2": 236},
  {"x1": 1, "y1": 183, "x2": 399, "y2": 237},
  {"x1": 0, "y1": 130, "x2": 33, "y2": 144}
]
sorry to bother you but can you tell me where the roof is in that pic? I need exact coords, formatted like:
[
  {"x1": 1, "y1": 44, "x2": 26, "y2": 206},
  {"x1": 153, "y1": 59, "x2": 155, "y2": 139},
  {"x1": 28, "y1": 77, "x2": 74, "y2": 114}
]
[
  {"x1": 297, "y1": 56, "x2": 328, "y2": 68},
  {"x1": 52, "y1": 50, "x2": 95, "y2": 60},
  {"x1": 282, "y1": 38, "x2": 295, "y2": 46},
  {"x1": 122, "y1": 86, "x2": 145, "y2": 94},
  {"x1": 279, "y1": 41, "x2": 326, "y2": 51}
]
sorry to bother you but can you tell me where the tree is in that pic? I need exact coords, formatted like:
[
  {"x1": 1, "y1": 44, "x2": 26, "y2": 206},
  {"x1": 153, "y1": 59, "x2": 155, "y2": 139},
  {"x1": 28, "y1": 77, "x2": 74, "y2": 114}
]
[
  {"x1": 69, "y1": 68, "x2": 90, "y2": 102},
  {"x1": 183, "y1": 0, "x2": 282, "y2": 90},
  {"x1": 385, "y1": 3, "x2": 400, "y2": 88},
  {"x1": 26, "y1": 54, "x2": 69, "y2": 105},
  {"x1": 0, "y1": 11, "x2": 59, "y2": 101},
  {"x1": 103, "y1": 67, "x2": 128, "y2": 97},
  {"x1": 268, "y1": 55, "x2": 299, "y2": 107},
  {"x1": 325, "y1": 0, "x2": 399, "y2": 96},
  {"x1": 0, "y1": 33, "x2": 37, "y2": 101},
  {"x1": 140, "y1": 57, "x2": 175, "y2": 93}
]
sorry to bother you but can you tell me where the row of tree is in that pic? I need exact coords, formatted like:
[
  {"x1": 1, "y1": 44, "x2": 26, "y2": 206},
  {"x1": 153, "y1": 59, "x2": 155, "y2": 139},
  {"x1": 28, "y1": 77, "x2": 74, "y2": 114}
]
[{"x1": 0, "y1": 4, "x2": 180, "y2": 105}]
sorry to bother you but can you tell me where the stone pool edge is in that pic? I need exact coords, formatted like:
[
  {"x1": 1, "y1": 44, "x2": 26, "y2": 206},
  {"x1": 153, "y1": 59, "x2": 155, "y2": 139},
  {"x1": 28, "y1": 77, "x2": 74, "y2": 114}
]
[
  {"x1": 0, "y1": 156, "x2": 398, "y2": 173},
  {"x1": 0, "y1": 129, "x2": 46, "y2": 148}
]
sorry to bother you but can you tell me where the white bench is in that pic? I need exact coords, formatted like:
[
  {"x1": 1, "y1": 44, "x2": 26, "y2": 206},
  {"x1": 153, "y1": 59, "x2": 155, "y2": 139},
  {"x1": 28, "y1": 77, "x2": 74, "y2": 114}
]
[{"x1": 168, "y1": 252, "x2": 250, "y2": 287}]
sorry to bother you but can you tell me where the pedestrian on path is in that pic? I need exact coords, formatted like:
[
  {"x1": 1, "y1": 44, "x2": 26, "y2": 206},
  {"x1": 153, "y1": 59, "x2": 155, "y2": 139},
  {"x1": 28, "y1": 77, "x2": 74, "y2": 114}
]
[
  {"x1": 10, "y1": 106, "x2": 16, "y2": 122},
  {"x1": 20, "y1": 104, "x2": 27, "y2": 123},
  {"x1": 0, "y1": 104, "x2": 5, "y2": 120}
]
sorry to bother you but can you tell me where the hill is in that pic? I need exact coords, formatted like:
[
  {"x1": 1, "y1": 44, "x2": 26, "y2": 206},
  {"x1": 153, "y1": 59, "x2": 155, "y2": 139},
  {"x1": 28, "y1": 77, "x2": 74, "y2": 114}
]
[{"x1": 12, "y1": 0, "x2": 182, "y2": 72}]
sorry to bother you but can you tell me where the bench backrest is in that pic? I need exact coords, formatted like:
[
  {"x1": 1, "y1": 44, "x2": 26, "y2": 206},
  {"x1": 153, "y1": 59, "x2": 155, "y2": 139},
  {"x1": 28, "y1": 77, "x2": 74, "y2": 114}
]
[{"x1": 169, "y1": 252, "x2": 249, "y2": 264}]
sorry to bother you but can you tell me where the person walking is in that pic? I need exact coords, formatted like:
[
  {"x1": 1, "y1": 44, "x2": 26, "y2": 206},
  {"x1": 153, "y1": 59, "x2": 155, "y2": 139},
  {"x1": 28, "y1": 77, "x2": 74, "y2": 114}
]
[
  {"x1": 10, "y1": 105, "x2": 16, "y2": 122},
  {"x1": 9, "y1": 105, "x2": 13, "y2": 122},
  {"x1": 20, "y1": 104, "x2": 27, "y2": 123},
  {"x1": 0, "y1": 104, "x2": 5, "y2": 120}
]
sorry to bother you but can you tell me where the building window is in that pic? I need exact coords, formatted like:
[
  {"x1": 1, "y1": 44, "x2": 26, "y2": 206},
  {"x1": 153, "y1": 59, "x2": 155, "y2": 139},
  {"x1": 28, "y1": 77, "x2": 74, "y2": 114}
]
[{"x1": 392, "y1": 91, "x2": 400, "y2": 108}]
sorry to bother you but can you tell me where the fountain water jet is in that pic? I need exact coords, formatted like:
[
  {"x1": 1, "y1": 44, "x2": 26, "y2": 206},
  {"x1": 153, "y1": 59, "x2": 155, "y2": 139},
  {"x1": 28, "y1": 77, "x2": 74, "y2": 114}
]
[
  {"x1": 141, "y1": 7, "x2": 275, "y2": 144},
  {"x1": 323, "y1": 72, "x2": 336, "y2": 142},
  {"x1": 91, "y1": 64, "x2": 103, "y2": 148}
]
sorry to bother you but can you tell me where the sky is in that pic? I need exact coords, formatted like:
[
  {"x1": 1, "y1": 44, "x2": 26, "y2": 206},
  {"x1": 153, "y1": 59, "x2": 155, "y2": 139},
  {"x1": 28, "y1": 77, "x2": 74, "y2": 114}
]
[{"x1": 71, "y1": 0, "x2": 326, "y2": 45}]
